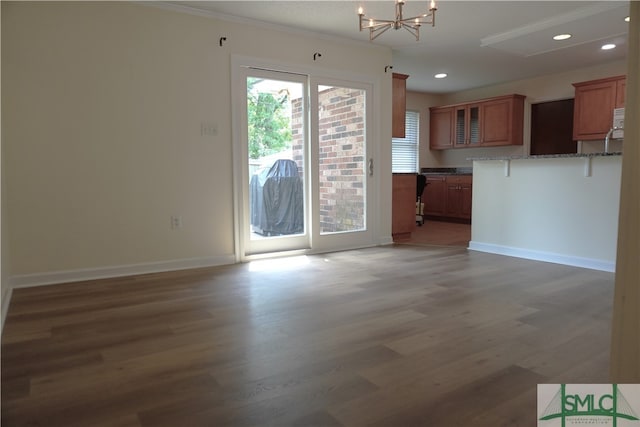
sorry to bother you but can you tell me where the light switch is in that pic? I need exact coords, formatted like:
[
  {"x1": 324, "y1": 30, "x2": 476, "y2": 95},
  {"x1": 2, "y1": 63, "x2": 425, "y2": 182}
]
[{"x1": 201, "y1": 123, "x2": 218, "y2": 136}]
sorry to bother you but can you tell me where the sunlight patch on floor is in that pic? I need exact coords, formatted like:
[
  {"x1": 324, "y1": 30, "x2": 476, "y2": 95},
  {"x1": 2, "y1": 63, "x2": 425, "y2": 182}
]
[{"x1": 248, "y1": 255, "x2": 310, "y2": 272}]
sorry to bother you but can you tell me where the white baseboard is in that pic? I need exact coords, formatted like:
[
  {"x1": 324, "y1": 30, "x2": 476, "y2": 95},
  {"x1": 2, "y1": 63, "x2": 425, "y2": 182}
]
[
  {"x1": 1, "y1": 286, "x2": 13, "y2": 335},
  {"x1": 378, "y1": 236, "x2": 394, "y2": 246},
  {"x1": 468, "y1": 241, "x2": 616, "y2": 273},
  {"x1": 10, "y1": 255, "x2": 236, "y2": 289}
]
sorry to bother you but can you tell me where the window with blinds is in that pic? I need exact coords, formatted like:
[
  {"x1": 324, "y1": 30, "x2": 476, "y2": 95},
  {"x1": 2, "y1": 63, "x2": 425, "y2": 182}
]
[{"x1": 392, "y1": 110, "x2": 419, "y2": 173}]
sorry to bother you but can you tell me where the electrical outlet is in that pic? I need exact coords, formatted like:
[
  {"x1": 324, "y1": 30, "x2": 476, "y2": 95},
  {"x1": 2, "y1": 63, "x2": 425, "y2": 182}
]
[{"x1": 170, "y1": 215, "x2": 183, "y2": 229}]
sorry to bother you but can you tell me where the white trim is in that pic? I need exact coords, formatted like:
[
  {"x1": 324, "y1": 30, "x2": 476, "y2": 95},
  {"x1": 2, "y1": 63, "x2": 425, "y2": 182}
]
[
  {"x1": 378, "y1": 236, "x2": 394, "y2": 246},
  {"x1": 1, "y1": 287, "x2": 13, "y2": 335},
  {"x1": 140, "y1": 1, "x2": 385, "y2": 52},
  {"x1": 468, "y1": 241, "x2": 615, "y2": 273},
  {"x1": 10, "y1": 255, "x2": 236, "y2": 289},
  {"x1": 480, "y1": 2, "x2": 623, "y2": 48}
]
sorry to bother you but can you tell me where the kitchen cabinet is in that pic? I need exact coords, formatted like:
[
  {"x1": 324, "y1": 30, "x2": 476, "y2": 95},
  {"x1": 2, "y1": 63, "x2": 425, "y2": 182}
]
[
  {"x1": 454, "y1": 104, "x2": 481, "y2": 147},
  {"x1": 423, "y1": 175, "x2": 472, "y2": 221},
  {"x1": 392, "y1": 173, "x2": 416, "y2": 240},
  {"x1": 430, "y1": 94, "x2": 525, "y2": 150},
  {"x1": 572, "y1": 75, "x2": 626, "y2": 141},
  {"x1": 445, "y1": 176, "x2": 473, "y2": 220},
  {"x1": 481, "y1": 96, "x2": 524, "y2": 147},
  {"x1": 392, "y1": 73, "x2": 409, "y2": 138},
  {"x1": 429, "y1": 107, "x2": 454, "y2": 149},
  {"x1": 615, "y1": 78, "x2": 626, "y2": 108},
  {"x1": 424, "y1": 175, "x2": 447, "y2": 215}
]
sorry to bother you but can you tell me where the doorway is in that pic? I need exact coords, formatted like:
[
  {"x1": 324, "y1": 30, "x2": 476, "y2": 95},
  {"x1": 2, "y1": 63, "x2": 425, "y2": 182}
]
[
  {"x1": 233, "y1": 62, "x2": 375, "y2": 259},
  {"x1": 531, "y1": 99, "x2": 576, "y2": 155}
]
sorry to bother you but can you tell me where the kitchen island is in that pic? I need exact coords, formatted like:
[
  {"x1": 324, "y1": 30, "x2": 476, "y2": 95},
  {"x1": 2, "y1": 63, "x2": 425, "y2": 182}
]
[{"x1": 468, "y1": 152, "x2": 622, "y2": 272}]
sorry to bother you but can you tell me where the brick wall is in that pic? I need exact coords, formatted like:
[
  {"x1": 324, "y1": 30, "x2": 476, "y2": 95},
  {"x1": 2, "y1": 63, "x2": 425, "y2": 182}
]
[{"x1": 291, "y1": 86, "x2": 366, "y2": 233}]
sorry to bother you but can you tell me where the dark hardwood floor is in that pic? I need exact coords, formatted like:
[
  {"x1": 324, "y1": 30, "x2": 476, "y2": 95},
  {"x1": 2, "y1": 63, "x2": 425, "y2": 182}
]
[{"x1": 1, "y1": 245, "x2": 614, "y2": 426}]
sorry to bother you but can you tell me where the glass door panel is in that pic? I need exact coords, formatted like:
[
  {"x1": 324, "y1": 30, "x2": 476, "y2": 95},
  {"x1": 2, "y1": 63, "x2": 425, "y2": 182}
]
[
  {"x1": 455, "y1": 106, "x2": 466, "y2": 146},
  {"x1": 312, "y1": 80, "x2": 373, "y2": 251},
  {"x1": 243, "y1": 71, "x2": 310, "y2": 255},
  {"x1": 317, "y1": 85, "x2": 367, "y2": 235},
  {"x1": 469, "y1": 105, "x2": 481, "y2": 145}
]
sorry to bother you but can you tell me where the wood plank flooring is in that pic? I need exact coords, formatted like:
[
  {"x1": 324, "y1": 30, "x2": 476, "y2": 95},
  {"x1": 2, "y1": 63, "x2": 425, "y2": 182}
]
[
  {"x1": 406, "y1": 220, "x2": 471, "y2": 247},
  {"x1": 1, "y1": 245, "x2": 614, "y2": 426}
]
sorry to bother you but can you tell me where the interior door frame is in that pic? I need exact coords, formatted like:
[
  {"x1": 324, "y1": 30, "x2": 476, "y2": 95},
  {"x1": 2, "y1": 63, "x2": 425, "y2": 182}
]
[{"x1": 231, "y1": 55, "x2": 382, "y2": 262}]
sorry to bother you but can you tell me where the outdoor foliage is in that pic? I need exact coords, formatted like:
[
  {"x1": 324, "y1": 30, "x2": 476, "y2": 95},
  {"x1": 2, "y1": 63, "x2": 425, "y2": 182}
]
[{"x1": 247, "y1": 78, "x2": 292, "y2": 159}]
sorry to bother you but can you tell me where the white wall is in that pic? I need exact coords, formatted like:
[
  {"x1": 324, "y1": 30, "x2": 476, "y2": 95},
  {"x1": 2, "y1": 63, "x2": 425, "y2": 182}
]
[
  {"x1": 426, "y1": 60, "x2": 628, "y2": 167},
  {"x1": 1, "y1": 2, "x2": 392, "y2": 285},
  {"x1": 470, "y1": 155, "x2": 622, "y2": 271}
]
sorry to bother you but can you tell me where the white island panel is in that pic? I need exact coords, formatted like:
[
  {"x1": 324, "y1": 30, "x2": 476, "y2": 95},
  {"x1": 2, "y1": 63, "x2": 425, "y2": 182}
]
[{"x1": 470, "y1": 155, "x2": 622, "y2": 272}]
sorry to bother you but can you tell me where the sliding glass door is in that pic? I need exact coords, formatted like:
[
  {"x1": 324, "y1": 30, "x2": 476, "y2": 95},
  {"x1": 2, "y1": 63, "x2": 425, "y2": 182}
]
[{"x1": 235, "y1": 64, "x2": 373, "y2": 258}]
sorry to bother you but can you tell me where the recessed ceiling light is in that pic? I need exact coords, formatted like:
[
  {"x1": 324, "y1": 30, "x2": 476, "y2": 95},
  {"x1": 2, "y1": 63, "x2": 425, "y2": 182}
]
[
  {"x1": 434, "y1": 73, "x2": 447, "y2": 79},
  {"x1": 625, "y1": 16, "x2": 630, "y2": 22},
  {"x1": 601, "y1": 44, "x2": 616, "y2": 50},
  {"x1": 553, "y1": 34, "x2": 572, "y2": 41}
]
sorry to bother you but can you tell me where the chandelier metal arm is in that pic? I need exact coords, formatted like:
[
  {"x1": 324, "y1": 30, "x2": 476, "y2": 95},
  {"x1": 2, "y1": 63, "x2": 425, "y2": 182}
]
[
  {"x1": 400, "y1": 23, "x2": 420, "y2": 41},
  {"x1": 402, "y1": 13, "x2": 435, "y2": 26},
  {"x1": 369, "y1": 23, "x2": 393, "y2": 41}
]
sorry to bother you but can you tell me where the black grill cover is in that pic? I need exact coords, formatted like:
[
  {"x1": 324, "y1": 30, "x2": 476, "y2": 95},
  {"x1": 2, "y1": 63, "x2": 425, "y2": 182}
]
[{"x1": 250, "y1": 159, "x2": 303, "y2": 236}]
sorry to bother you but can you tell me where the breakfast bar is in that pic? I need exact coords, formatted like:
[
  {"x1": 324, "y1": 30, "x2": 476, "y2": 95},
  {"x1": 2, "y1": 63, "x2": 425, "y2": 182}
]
[{"x1": 468, "y1": 152, "x2": 622, "y2": 272}]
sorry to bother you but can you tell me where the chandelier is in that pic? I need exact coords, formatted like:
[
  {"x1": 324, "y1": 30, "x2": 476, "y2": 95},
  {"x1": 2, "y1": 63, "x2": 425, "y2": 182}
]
[{"x1": 358, "y1": 0, "x2": 437, "y2": 41}]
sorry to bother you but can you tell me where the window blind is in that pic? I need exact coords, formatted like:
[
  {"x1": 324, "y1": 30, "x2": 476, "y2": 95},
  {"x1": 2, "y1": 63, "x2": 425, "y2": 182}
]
[{"x1": 392, "y1": 110, "x2": 419, "y2": 173}]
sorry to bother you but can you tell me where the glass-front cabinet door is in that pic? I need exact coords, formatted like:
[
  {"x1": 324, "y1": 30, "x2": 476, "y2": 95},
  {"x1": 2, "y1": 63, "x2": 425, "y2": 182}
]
[{"x1": 454, "y1": 105, "x2": 481, "y2": 147}]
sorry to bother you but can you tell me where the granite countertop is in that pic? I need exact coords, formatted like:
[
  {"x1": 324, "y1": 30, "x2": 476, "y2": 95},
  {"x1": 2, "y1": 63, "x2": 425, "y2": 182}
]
[
  {"x1": 420, "y1": 167, "x2": 473, "y2": 175},
  {"x1": 468, "y1": 152, "x2": 622, "y2": 161}
]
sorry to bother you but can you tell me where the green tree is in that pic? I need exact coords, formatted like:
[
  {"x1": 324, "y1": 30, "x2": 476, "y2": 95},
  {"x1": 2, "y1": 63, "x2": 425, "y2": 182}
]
[{"x1": 247, "y1": 78, "x2": 292, "y2": 160}]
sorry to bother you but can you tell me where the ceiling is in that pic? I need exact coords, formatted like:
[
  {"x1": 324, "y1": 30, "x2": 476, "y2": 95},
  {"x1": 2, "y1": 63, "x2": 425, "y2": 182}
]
[{"x1": 164, "y1": 1, "x2": 630, "y2": 93}]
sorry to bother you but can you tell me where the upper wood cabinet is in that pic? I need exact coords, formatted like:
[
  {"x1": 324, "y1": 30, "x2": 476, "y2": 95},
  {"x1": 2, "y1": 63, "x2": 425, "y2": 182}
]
[
  {"x1": 481, "y1": 96, "x2": 524, "y2": 147},
  {"x1": 429, "y1": 107, "x2": 454, "y2": 149},
  {"x1": 572, "y1": 75, "x2": 626, "y2": 141},
  {"x1": 454, "y1": 104, "x2": 481, "y2": 147},
  {"x1": 392, "y1": 73, "x2": 409, "y2": 138},
  {"x1": 615, "y1": 78, "x2": 626, "y2": 108},
  {"x1": 430, "y1": 94, "x2": 525, "y2": 150}
]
